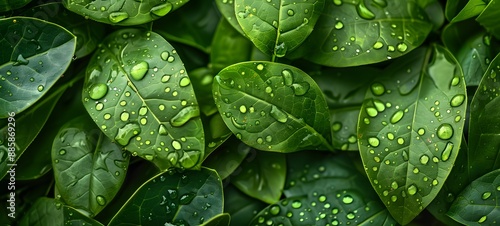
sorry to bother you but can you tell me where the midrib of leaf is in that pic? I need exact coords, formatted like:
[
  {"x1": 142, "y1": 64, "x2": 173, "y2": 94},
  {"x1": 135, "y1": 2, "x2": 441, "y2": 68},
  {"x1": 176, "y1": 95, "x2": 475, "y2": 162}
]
[{"x1": 272, "y1": 1, "x2": 284, "y2": 62}]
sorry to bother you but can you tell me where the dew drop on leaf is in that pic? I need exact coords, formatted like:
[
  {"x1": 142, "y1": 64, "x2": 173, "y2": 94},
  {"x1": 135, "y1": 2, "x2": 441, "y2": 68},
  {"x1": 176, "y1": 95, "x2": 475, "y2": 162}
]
[
  {"x1": 450, "y1": 94, "x2": 465, "y2": 107},
  {"x1": 408, "y1": 184, "x2": 417, "y2": 195},
  {"x1": 88, "y1": 83, "x2": 108, "y2": 100},
  {"x1": 478, "y1": 215, "x2": 487, "y2": 223},
  {"x1": 180, "y1": 150, "x2": 201, "y2": 168},
  {"x1": 115, "y1": 123, "x2": 141, "y2": 146},
  {"x1": 342, "y1": 195, "x2": 354, "y2": 204},
  {"x1": 281, "y1": 69, "x2": 294, "y2": 86},
  {"x1": 441, "y1": 142, "x2": 453, "y2": 161},
  {"x1": 436, "y1": 123, "x2": 453, "y2": 140},
  {"x1": 370, "y1": 82, "x2": 385, "y2": 96},
  {"x1": 291, "y1": 82, "x2": 310, "y2": 96},
  {"x1": 96, "y1": 195, "x2": 106, "y2": 206},
  {"x1": 390, "y1": 110, "x2": 404, "y2": 124},
  {"x1": 397, "y1": 43, "x2": 408, "y2": 52},
  {"x1": 368, "y1": 137, "x2": 380, "y2": 147},
  {"x1": 179, "y1": 193, "x2": 196, "y2": 205},
  {"x1": 334, "y1": 21, "x2": 344, "y2": 29},
  {"x1": 170, "y1": 106, "x2": 200, "y2": 127},
  {"x1": 356, "y1": 1, "x2": 375, "y2": 20},
  {"x1": 420, "y1": 155, "x2": 429, "y2": 165},
  {"x1": 130, "y1": 61, "x2": 149, "y2": 80},
  {"x1": 291, "y1": 200, "x2": 302, "y2": 208},
  {"x1": 179, "y1": 77, "x2": 191, "y2": 87},
  {"x1": 108, "y1": 12, "x2": 129, "y2": 23},
  {"x1": 158, "y1": 124, "x2": 168, "y2": 135},
  {"x1": 37, "y1": 85, "x2": 44, "y2": 92},
  {"x1": 150, "y1": 2, "x2": 173, "y2": 17},
  {"x1": 270, "y1": 205, "x2": 280, "y2": 215},
  {"x1": 270, "y1": 105, "x2": 288, "y2": 123}
]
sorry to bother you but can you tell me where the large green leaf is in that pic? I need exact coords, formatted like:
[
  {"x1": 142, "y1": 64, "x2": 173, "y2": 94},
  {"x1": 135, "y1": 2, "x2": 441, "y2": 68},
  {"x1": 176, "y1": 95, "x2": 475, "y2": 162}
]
[
  {"x1": 224, "y1": 184, "x2": 268, "y2": 226},
  {"x1": 234, "y1": 0, "x2": 325, "y2": 58},
  {"x1": 215, "y1": 0, "x2": 246, "y2": 36},
  {"x1": 108, "y1": 167, "x2": 223, "y2": 225},
  {"x1": 357, "y1": 45, "x2": 467, "y2": 225},
  {"x1": 82, "y1": 29, "x2": 204, "y2": 170},
  {"x1": 301, "y1": 0, "x2": 433, "y2": 67},
  {"x1": 444, "y1": 0, "x2": 468, "y2": 21},
  {"x1": 62, "y1": 0, "x2": 188, "y2": 26},
  {"x1": 52, "y1": 116, "x2": 130, "y2": 217},
  {"x1": 231, "y1": 151, "x2": 286, "y2": 204},
  {"x1": 250, "y1": 152, "x2": 397, "y2": 225},
  {"x1": 213, "y1": 61, "x2": 332, "y2": 152},
  {"x1": 477, "y1": 0, "x2": 500, "y2": 39},
  {"x1": 468, "y1": 53, "x2": 500, "y2": 180},
  {"x1": 450, "y1": 0, "x2": 487, "y2": 22},
  {"x1": 0, "y1": 0, "x2": 31, "y2": 12},
  {"x1": 0, "y1": 16, "x2": 76, "y2": 117},
  {"x1": 448, "y1": 168, "x2": 500, "y2": 225},
  {"x1": 203, "y1": 137, "x2": 250, "y2": 180}
]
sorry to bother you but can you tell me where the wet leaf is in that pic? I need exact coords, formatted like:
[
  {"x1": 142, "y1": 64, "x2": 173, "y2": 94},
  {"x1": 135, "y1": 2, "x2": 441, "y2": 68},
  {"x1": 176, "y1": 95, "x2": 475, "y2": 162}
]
[
  {"x1": 213, "y1": 61, "x2": 332, "y2": 152},
  {"x1": 476, "y1": 0, "x2": 500, "y2": 39},
  {"x1": 203, "y1": 137, "x2": 250, "y2": 180},
  {"x1": 52, "y1": 116, "x2": 130, "y2": 217},
  {"x1": 234, "y1": 0, "x2": 325, "y2": 58},
  {"x1": 215, "y1": 0, "x2": 245, "y2": 36},
  {"x1": 250, "y1": 152, "x2": 397, "y2": 225},
  {"x1": 0, "y1": 17, "x2": 76, "y2": 117},
  {"x1": 108, "y1": 167, "x2": 223, "y2": 226},
  {"x1": 302, "y1": 0, "x2": 433, "y2": 67},
  {"x1": 468, "y1": 53, "x2": 500, "y2": 180},
  {"x1": 200, "y1": 213, "x2": 231, "y2": 226},
  {"x1": 82, "y1": 29, "x2": 204, "y2": 170},
  {"x1": 448, "y1": 168, "x2": 500, "y2": 225},
  {"x1": 450, "y1": 0, "x2": 487, "y2": 22},
  {"x1": 62, "y1": 0, "x2": 188, "y2": 26},
  {"x1": 357, "y1": 45, "x2": 467, "y2": 225}
]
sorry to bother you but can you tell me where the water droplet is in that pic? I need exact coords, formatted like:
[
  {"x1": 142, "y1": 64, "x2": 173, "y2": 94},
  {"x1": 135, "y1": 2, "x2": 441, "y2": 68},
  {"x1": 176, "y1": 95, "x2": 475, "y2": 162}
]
[
  {"x1": 120, "y1": 112, "x2": 130, "y2": 122},
  {"x1": 391, "y1": 195, "x2": 397, "y2": 202},
  {"x1": 451, "y1": 76, "x2": 460, "y2": 86},
  {"x1": 346, "y1": 212, "x2": 355, "y2": 219},
  {"x1": 373, "y1": 0, "x2": 387, "y2": 7},
  {"x1": 270, "y1": 105, "x2": 288, "y2": 123},
  {"x1": 482, "y1": 192, "x2": 491, "y2": 200},
  {"x1": 291, "y1": 82, "x2": 310, "y2": 96},
  {"x1": 130, "y1": 61, "x2": 149, "y2": 80},
  {"x1": 408, "y1": 184, "x2": 417, "y2": 195},
  {"x1": 270, "y1": 205, "x2": 280, "y2": 215},
  {"x1": 287, "y1": 9, "x2": 295, "y2": 16},
  {"x1": 275, "y1": 42, "x2": 287, "y2": 57},
  {"x1": 170, "y1": 106, "x2": 200, "y2": 127},
  {"x1": 334, "y1": 21, "x2": 344, "y2": 29},
  {"x1": 89, "y1": 83, "x2": 108, "y2": 100},
  {"x1": 109, "y1": 12, "x2": 129, "y2": 23},
  {"x1": 139, "y1": 106, "x2": 148, "y2": 116},
  {"x1": 281, "y1": 69, "x2": 294, "y2": 86},
  {"x1": 420, "y1": 155, "x2": 429, "y2": 165},
  {"x1": 179, "y1": 77, "x2": 191, "y2": 87},
  {"x1": 373, "y1": 100, "x2": 385, "y2": 112},
  {"x1": 14, "y1": 54, "x2": 29, "y2": 66},
  {"x1": 356, "y1": 1, "x2": 375, "y2": 19},
  {"x1": 231, "y1": 117, "x2": 246, "y2": 129},
  {"x1": 256, "y1": 63, "x2": 265, "y2": 71},
  {"x1": 150, "y1": 2, "x2": 173, "y2": 16},
  {"x1": 115, "y1": 123, "x2": 141, "y2": 146},
  {"x1": 366, "y1": 107, "x2": 378, "y2": 117},
  {"x1": 342, "y1": 195, "x2": 354, "y2": 204},
  {"x1": 450, "y1": 94, "x2": 465, "y2": 107},
  {"x1": 333, "y1": 0, "x2": 343, "y2": 5},
  {"x1": 390, "y1": 110, "x2": 404, "y2": 124},
  {"x1": 59, "y1": 149, "x2": 66, "y2": 155},
  {"x1": 368, "y1": 137, "x2": 380, "y2": 147},
  {"x1": 373, "y1": 41, "x2": 384, "y2": 50},
  {"x1": 441, "y1": 142, "x2": 453, "y2": 162},
  {"x1": 96, "y1": 195, "x2": 106, "y2": 206},
  {"x1": 397, "y1": 43, "x2": 408, "y2": 52},
  {"x1": 172, "y1": 140, "x2": 182, "y2": 150},
  {"x1": 391, "y1": 181, "x2": 399, "y2": 189},
  {"x1": 158, "y1": 124, "x2": 168, "y2": 135},
  {"x1": 437, "y1": 123, "x2": 453, "y2": 140},
  {"x1": 239, "y1": 105, "x2": 247, "y2": 113},
  {"x1": 418, "y1": 128, "x2": 425, "y2": 136},
  {"x1": 161, "y1": 75, "x2": 171, "y2": 83},
  {"x1": 291, "y1": 200, "x2": 302, "y2": 208},
  {"x1": 37, "y1": 85, "x2": 44, "y2": 92},
  {"x1": 179, "y1": 193, "x2": 196, "y2": 205},
  {"x1": 478, "y1": 215, "x2": 487, "y2": 223}
]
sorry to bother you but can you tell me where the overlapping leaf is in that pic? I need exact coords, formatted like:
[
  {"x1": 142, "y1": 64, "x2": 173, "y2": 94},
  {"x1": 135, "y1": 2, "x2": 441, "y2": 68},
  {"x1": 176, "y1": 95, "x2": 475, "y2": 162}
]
[
  {"x1": 358, "y1": 45, "x2": 466, "y2": 224},
  {"x1": 0, "y1": 17, "x2": 76, "y2": 117},
  {"x1": 82, "y1": 29, "x2": 204, "y2": 170},
  {"x1": 0, "y1": 0, "x2": 32, "y2": 12},
  {"x1": 449, "y1": 0, "x2": 487, "y2": 22},
  {"x1": 477, "y1": 0, "x2": 500, "y2": 39},
  {"x1": 213, "y1": 61, "x2": 332, "y2": 152}
]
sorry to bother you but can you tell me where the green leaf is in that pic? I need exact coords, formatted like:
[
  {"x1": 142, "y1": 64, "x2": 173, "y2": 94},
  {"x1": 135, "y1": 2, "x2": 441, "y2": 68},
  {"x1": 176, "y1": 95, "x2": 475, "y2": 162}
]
[
  {"x1": 357, "y1": 45, "x2": 467, "y2": 225},
  {"x1": 153, "y1": 0, "x2": 219, "y2": 53},
  {"x1": 82, "y1": 29, "x2": 204, "y2": 170},
  {"x1": 213, "y1": 61, "x2": 332, "y2": 152},
  {"x1": 232, "y1": 151, "x2": 286, "y2": 204},
  {"x1": 450, "y1": 0, "x2": 487, "y2": 22},
  {"x1": 445, "y1": 0, "x2": 468, "y2": 21},
  {"x1": 0, "y1": 16, "x2": 76, "y2": 117},
  {"x1": 108, "y1": 167, "x2": 223, "y2": 226},
  {"x1": 224, "y1": 184, "x2": 268, "y2": 226},
  {"x1": 301, "y1": 0, "x2": 433, "y2": 67},
  {"x1": 448, "y1": 168, "x2": 500, "y2": 225},
  {"x1": 200, "y1": 213, "x2": 231, "y2": 226},
  {"x1": 0, "y1": 0, "x2": 31, "y2": 12},
  {"x1": 215, "y1": 0, "x2": 246, "y2": 36},
  {"x1": 203, "y1": 137, "x2": 250, "y2": 179},
  {"x1": 234, "y1": 0, "x2": 325, "y2": 58},
  {"x1": 476, "y1": 0, "x2": 500, "y2": 39},
  {"x1": 468, "y1": 53, "x2": 500, "y2": 180},
  {"x1": 52, "y1": 116, "x2": 130, "y2": 217},
  {"x1": 190, "y1": 67, "x2": 218, "y2": 116},
  {"x1": 62, "y1": 0, "x2": 188, "y2": 26},
  {"x1": 250, "y1": 152, "x2": 397, "y2": 225},
  {"x1": 19, "y1": 197, "x2": 103, "y2": 226}
]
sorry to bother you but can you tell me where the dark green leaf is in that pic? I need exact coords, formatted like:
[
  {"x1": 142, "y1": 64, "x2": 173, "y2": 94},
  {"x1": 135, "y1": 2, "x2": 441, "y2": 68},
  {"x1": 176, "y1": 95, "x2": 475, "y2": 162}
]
[
  {"x1": 234, "y1": 0, "x2": 325, "y2": 58},
  {"x1": 213, "y1": 62, "x2": 332, "y2": 152},
  {"x1": 62, "y1": 0, "x2": 188, "y2": 26},
  {"x1": 0, "y1": 16, "x2": 76, "y2": 117},
  {"x1": 190, "y1": 67, "x2": 218, "y2": 116},
  {"x1": 0, "y1": 0, "x2": 31, "y2": 12},
  {"x1": 108, "y1": 167, "x2": 223, "y2": 226},
  {"x1": 358, "y1": 45, "x2": 467, "y2": 225},
  {"x1": 82, "y1": 29, "x2": 204, "y2": 170},
  {"x1": 201, "y1": 213, "x2": 231, "y2": 226},
  {"x1": 231, "y1": 151, "x2": 286, "y2": 204},
  {"x1": 224, "y1": 184, "x2": 268, "y2": 226},
  {"x1": 301, "y1": 0, "x2": 433, "y2": 67},
  {"x1": 450, "y1": 0, "x2": 487, "y2": 22},
  {"x1": 445, "y1": 0, "x2": 468, "y2": 21},
  {"x1": 447, "y1": 168, "x2": 500, "y2": 225},
  {"x1": 52, "y1": 116, "x2": 129, "y2": 217},
  {"x1": 476, "y1": 0, "x2": 500, "y2": 39},
  {"x1": 468, "y1": 53, "x2": 500, "y2": 180},
  {"x1": 215, "y1": 0, "x2": 245, "y2": 36},
  {"x1": 203, "y1": 137, "x2": 249, "y2": 179}
]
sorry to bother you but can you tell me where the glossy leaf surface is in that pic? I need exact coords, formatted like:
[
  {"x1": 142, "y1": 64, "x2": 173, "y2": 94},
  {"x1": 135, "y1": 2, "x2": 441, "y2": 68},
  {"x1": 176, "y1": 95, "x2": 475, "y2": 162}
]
[
  {"x1": 358, "y1": 45, "x2": 466, "y2": 225},
  {"x1": 468, "y1": 53, "x2": 500, "y2": 180},
  {"x1": 234, "y1": 0, "x2": 325, "y2": 58},
  {"x1": 477, "y1": 0, "x2": 500, "y2": 39},
  {"x1": 448, "y1": 168, "x2": 500, "y2": 225},
  {"x1": 444, "y1": 0, "x2": 468, "y2": 21},
  {"x1": 108, "y1": 167, "x2": 223, "y2": 226},
  {"x1": 200, "y1": 213, "x2": 231, "y2": 226},
  {"x1": 450, "y1": 0, "x2": 486, "y2": 22},
  {"x1": 224, "y1": 184, "x2": 268, "y2": 226},
  {"x1": 0, "y1": 17, "x2": 76, "y2": 117},
  {"x1": 82, "y1": 29, "x2": 204, "y2": 170},
  {"x1": 213, "y1": 61, "x2": 332, "y2": 152},
  {"x1": 62, "y1": 0, "x2": 188, "y2": 26},
  {"x1": 203, "y1": 137, "x2": 250, "y2": 180},
  {"x1": 52, "y1": 116, "x2": 129, "y2": 217},
  {"x1": 302, "y1": 0, "x2": 433, "y2": 67},
  {"x1": 215, "y1": 0, "x2": 245, "y2": 36}
]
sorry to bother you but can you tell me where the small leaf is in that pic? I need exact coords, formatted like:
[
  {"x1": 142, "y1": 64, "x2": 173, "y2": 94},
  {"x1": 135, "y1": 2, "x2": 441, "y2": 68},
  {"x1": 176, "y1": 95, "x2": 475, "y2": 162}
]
[
  {"x1": 203, "y1": 137, "x2": 250, "y2": 180},
  {"x1": 231, "y1": 151, "x2": 286, "y2": 204},
  {"x1": 234, "y1": 0, "x2": 325, "y2": 58},
  {"x1": 62, "y1": 0, "x2": 188, "y2": 26},
  {"x1": 447, "y1": 168, "x2": 500, "y2": 225},
  {"x1": 215, "y1": 0, "x2": 246, "y2": 36},
  {"x1": 357, "y1": 45, "x2": 467, "y2": 225},
  {"x1": 476, "y1": 0, "x2": 500, "y2": 39},
  {"x1": 301, "y1": 0, "x2": 433, "y2": 67},
  {"x1": 450, "y1": 0, "x2": 487, "y2": 22},
  {"x1": 213, "y1": 61, "x2": 332, "y2": 152},
  {"x1": 0, "y1": 17, "x2": 76, "y2": 117},
  {"x1": 108, "y1": 167, "x2": 223, "y2": 226},
  {"x1": 82, "y1": 29, "x2": 204, "y2": 170},
  {"x1": 52, "y1": 116, "x2": 130, "y2": 217}
]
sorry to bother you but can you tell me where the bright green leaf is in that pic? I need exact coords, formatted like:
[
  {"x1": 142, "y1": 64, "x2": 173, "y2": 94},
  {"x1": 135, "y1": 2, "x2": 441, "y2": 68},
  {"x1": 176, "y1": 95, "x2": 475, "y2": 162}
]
[
  {"x1": 0, "y1": 16, "x2": 76, "y2": 117},
  {"x1": 234, "y1": 0, "x2": 325, "y2": 58},
  {"x1": 450, "y1": 0, "x2": 487, "y2": 22},
  {"x1": 358, "y1": 45, "x2": 467, "y2": 225},
  {"x1": 52, "y1": 116, "x2": 130, "y2": 217},
  {"x1": 108, "y1": 167, "x2": 223, "y2": 226},
  {"x1": 476, "y1": 0, "x2": 500, "y2": 39},
  {"x1": 448, "y1": 168, "x2": 500, "y2": 225},
  {"x1": 82, "y1": 29, "x2": 204, "y2": 170},
  {"x1": 213, "y1": 61, "x2": 332, "y2": 152},
  {"x1": 445, "y1": 0, "x2": 468, "y2": 21}
]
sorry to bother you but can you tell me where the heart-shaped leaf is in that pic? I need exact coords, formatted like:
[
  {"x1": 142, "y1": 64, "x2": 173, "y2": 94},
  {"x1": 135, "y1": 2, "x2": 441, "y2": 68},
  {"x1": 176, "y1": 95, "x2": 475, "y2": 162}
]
[
  {"x1": 213, "y1": 61, "x2": 332, "y2": 152},
  {"x1": 62, "y1": 0, "x2": 188, "y2": 26},
  {"x1": 301, "y1": 0, "x2": 433, "y2": 67},
  {"x1": 234, "y1": 0, "x2": 325, "y2": 58},
  {"x1": 0, "y1": 16, "x2": 76, "y2": 118},
  {"x1": 447, "y1": 168, "x2": 500, "y2": 225},
  {"x1": 52, "y1": 116, "x2": 130, "y2": 217},
  {"x1": 108, "y1": 167, "x2": 223, "y2": 226},
  {"x1": 82, "y1": 29, "x2": 204, "y2": 170},
  {"x1": 357, "y1": 45, "x2": 467, "y2": 225}
]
